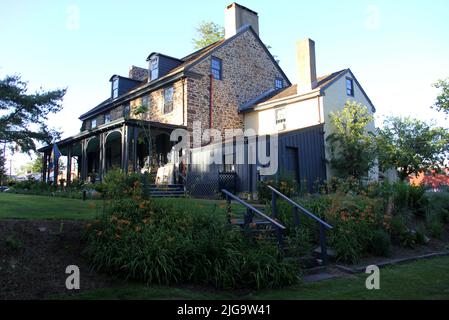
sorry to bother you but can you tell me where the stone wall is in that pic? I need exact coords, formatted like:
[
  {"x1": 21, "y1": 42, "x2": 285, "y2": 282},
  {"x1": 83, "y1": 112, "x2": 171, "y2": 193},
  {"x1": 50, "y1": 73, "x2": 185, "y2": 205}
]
[
  {"x1": 80, "y1": 29, "x2": 287, "y2": 138},
  {"x1": 187, "y1": 29, "x2": 288, "y2": 143}
]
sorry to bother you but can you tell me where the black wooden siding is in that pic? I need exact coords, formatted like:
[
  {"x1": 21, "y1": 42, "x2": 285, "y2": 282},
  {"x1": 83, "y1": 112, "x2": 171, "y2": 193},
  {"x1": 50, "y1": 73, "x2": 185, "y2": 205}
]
[{"x1": 186, "y1": 124, "x2": 326, "y2": 197}]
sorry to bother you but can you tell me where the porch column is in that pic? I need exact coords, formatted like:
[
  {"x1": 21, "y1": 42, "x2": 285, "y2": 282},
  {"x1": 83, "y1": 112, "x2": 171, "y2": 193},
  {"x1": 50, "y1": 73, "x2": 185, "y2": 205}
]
[
  {"x1": 42, "y1": 151, "x2": 48, "y2": 183},
  {"x1": 81, "y1": 139, "x2": 88, "y2": 181},
  {"x1": 132, "y1": 126, "x2": 138, "y2": 172},
  {"x1": 121, "y1": 125, "x2": 129, "y2": 174},
  {"x1": 99, "y1": 133, "x2": 106, "y2": 181},
  {"x1": 47, "y1": 152, "x2": 51, "y2": 184},
  {"x1": 66, "y1": 145, "x2": 72, "y2": 186}
]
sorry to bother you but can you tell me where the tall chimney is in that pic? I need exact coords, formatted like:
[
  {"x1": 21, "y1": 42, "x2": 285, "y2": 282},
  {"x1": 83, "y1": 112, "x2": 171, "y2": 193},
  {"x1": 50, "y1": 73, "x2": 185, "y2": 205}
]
[
  {"x1": 296, "y1": 38, "x2": 317, "y2": 93},
  {"x1": 225, "y1": 3, "x2": 259, "y2": 39}
]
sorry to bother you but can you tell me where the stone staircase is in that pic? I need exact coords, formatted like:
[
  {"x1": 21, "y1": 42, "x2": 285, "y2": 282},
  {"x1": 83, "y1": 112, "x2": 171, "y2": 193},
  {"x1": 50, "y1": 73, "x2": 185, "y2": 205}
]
[{"x1": 146, "y1": 184, "x2": 186, "y2": 198}]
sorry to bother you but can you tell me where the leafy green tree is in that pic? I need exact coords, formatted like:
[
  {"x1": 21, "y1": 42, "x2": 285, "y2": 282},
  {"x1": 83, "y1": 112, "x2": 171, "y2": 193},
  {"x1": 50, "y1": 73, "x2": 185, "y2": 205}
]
[
  {"x1": 377, "y1": 117, "x2": 449, "y2": 181},
  {"x1": 326, "y1": 101, "x2": 377, "y2": 179},
  {"x1": 432, "y1": 78, "x2": 449, "y2": 115},
  {"x1": 0, "y1": 75, "x2": 66, "y2": 154},
  {"x1": 17, "y1": 156, "x2": 43, "y2": 175},
  {"x1": 192, "y1": 21, "x2": 224, "y2": 49}
]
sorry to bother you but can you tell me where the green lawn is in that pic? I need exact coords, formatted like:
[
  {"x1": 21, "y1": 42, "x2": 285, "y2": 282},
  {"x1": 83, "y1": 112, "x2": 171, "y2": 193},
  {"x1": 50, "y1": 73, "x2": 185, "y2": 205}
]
[
  {"x1": 69, "y1": 256, "x2": 449, "y2": 300},
  {"x1": 0, "y1": 193, "x2": 245, "y2": 220},
  {"x1": 0, "y1": 193, "x2": 99, "y2": 220}
]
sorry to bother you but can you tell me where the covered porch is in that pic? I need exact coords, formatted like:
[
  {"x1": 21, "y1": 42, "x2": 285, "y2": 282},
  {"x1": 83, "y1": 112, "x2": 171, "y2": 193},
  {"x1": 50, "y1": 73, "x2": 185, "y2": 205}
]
[{"x1": 38, "y1": 118, "x2": 185, "y2": 185}]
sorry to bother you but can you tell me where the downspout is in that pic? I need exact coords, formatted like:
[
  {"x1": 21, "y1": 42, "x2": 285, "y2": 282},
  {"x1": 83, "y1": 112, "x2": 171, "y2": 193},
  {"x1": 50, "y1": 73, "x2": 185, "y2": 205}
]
[
  {"x1": 209, "y1": 74, "x2": 214, "y2": 131},
  {"x1": 203, "y1": 74, "x2": 214, "y2": 146}
]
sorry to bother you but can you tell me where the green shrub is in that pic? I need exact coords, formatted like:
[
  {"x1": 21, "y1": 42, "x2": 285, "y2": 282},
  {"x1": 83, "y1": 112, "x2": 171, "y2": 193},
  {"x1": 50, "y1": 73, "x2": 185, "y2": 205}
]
[
  {"x1": 277, "y1": 192, "x2": 390, "y2": 264},
  {"x1": 428, "y1": 218, "x2": 444, "y2": 239},
  {"x1": 415, "y1": 224, "x2": 427, "y2": 245},
  {"x1": 392, "y1": 182, "x2": 428, "y2": 217},
  {"x1": 427, "y1": 192, "x2": 449, "y2": 224},
  {"x1": 85, "y1": 172, "x2": 301, "y2": 289},
  {"x1": 369, "y1": 230, "x2": 391, "y2": 257},
  {"x1": 257, "y1": 172, "x2": 299, "y2": 203}
]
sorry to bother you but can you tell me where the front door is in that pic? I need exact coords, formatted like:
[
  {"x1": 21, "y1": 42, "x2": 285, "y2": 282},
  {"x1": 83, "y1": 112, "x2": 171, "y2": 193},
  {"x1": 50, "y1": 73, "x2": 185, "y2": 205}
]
[{"x1": 285, "y1": 147, "x2": 299, "y2": 184}]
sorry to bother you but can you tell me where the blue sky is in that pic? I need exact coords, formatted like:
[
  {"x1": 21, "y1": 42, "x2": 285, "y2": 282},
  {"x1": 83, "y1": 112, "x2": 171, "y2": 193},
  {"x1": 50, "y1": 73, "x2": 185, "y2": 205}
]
[{"x1": 1, "y1": 0, "x2": 448, "y2": 172}]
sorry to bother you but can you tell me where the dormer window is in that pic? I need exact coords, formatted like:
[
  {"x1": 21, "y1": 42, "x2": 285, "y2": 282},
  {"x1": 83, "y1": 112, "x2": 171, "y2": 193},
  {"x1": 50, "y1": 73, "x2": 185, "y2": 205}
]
[
  {"x1": 112, "y1": 77, "x2": 119, "y2": 99},
  {"x1": 150, "y1": 56, "x2": 159, "y2": 81},
  {"x1": 275, "y1": 78, "x2": 284, "y2": 90}
]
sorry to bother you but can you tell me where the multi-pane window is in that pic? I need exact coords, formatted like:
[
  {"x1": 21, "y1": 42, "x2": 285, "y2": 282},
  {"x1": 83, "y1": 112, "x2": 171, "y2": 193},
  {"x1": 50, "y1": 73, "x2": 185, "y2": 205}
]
[
  {"x1": 275, "y1": 108, "x2": 286, "y2": 131},
  {"x1": 104, "y1": 113, "x2": 111, "y2": 124},
  {"x1": 211, "y1": 57, "x2": 222, "y2": 80},
  {"x1": 123, "y1": 104, "x2": 130, "y2": 117},
  {"x1": 275, "y1": 78, "x2": 284, "y2": 90},
  {"x1": 91, "y1": 119, "x2": 97, "y2": 129},
  {"x1": 142, "y1": 95, "x2": 150, "y2": 110},
  {"x1": 164, "y1": 86, "x2": 174, "y2": 114},
  {"x1": 112, "y1": 77, "x2": 119, "y2": 99},
  {"x1": 346, "y1": 78, "x2": 354, "y2": 97},
  {"x1": 150, "y1": 57, "x2": 159, "y2": 81}
]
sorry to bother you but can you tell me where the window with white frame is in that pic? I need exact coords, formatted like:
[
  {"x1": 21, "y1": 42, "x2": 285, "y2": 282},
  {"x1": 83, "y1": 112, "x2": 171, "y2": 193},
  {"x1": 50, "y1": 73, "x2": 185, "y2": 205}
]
[
  {"x1": 123, "y1": 104, "x2": 130, "y2": 117},
  {"x1": 104, "y1": 113, "x2": 111, "y2": 124},
  {"x1": 163, "y1": 86, "x2": 174, "y2": 114},
  {"x1": 91, "y1": 119, "x2": 97, "y2": 129},
  {"x1": 346, "y1": 78, "x2": 354, "y2": 97},
  {"x1": 211, "y1": 57, "x2": 222, "y2": 80},
  {"x1": 112, "y1": 77, "x2": 119, "y2": 99},
  {"x1": 275, "y1": 78, "x2": 283, "y2": 90},
  {"x1": 150, "y1": 56, "x2": 159, "y2": 81},
  {"x1": 275, "y1": 108, "x2": 286, "y2": 131}
]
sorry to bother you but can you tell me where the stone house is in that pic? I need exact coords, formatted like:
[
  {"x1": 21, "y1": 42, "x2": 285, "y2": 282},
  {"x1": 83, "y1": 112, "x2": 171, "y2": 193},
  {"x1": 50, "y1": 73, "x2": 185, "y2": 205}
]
[{"x1": 39, "y1": 2, "x2": 376, "y2": 195}]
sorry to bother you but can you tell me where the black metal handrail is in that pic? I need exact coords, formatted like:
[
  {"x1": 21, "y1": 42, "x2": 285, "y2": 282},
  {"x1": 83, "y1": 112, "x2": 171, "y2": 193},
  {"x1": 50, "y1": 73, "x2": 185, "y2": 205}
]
[
  {"x1": 221, "y1": 189, "x2": 286, "y2": 230},
  {"x1": 267, "y1": 185, "x2": 333, "y2": 264},
  {"x1": 267, "y1": 186, "x2": 333, "y2": 230}
]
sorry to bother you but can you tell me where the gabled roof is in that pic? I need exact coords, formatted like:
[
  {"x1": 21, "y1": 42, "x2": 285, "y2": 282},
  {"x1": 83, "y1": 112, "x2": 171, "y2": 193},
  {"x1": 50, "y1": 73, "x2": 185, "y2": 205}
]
[
  {"x1": 239, "y1": 69, "x2": 347, "y2": 112},
  {"x1": 79, "y1": 25, "x2": 290, "y2": 121},
  {"x1": 239, "y1": 68, "x2": 376, "y2": 113}
]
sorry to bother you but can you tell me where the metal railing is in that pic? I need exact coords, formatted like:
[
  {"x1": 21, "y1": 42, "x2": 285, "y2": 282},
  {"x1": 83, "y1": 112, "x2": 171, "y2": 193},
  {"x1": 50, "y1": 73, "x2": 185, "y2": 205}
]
[
  {"x1": 221, "y1": 189, "x2": 286, "y2": 249},
  {"x1": 267, "y1": 185, "x2": 333, "y2": 264}
]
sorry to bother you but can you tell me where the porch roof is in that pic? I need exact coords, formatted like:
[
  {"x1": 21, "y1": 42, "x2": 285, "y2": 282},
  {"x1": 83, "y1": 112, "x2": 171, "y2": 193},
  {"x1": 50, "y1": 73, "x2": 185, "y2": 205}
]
[{"x1": 37, "y1": 118, "x2": 186, "y2": 152}]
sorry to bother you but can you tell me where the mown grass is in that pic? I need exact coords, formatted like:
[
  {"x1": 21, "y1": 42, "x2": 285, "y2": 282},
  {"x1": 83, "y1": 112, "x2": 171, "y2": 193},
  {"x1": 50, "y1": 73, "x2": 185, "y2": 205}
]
[
  {"x1": 0, "y1": 193, "x2": 99, "y2": 220},
  {"x1": 68, "y1": 256, "x2": 449, "y2": 300},
  {"x1": 0, "y1": 193, "x2": 245, "y2": 220}
]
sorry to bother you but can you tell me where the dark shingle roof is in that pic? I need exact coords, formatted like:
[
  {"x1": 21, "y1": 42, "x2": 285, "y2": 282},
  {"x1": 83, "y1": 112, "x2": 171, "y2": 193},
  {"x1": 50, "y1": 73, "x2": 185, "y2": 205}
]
[
  {"x1": 239, "y1": 69, "x2": 348, "y2": 112},
  {"x1": 79, "y1": 25, "x2": 290, "y2": 121}
]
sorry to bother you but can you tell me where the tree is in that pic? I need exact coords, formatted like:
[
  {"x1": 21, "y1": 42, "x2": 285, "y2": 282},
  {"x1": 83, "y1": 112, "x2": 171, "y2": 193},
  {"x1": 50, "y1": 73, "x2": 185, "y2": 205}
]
[
  {"x1": 17, "y1": 156, "x2": 43, "y2": 175},
  {"x1": 326, "y1": 101, "x2": 377, "y2": 179},
  {"x1": 377, "y1": 117, "x2": 449, "y2": 181},
  {"x1": 192, "y1": 21, "x2": 224, "y2": 49},
  {"x1": 0, "y1": 75, "x2": 66, "y2": 154},
  {"x1": 0, "y1": 154, "x2": 6, "y2": 184},
  {"x1": 432, "y1": 78, "x2": 449, "y2": 116}
]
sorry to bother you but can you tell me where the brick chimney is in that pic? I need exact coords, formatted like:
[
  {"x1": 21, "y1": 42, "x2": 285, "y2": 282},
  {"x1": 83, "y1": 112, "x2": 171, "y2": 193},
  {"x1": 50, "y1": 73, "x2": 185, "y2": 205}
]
[
  {"x1": 296, "y1": 38, "x2": 317, "y2": 93},
  {"x1": 128, "y1": 65, "x2": 148, "y2": 82},
  {"x1": 225, "y1": 3, "x2": 259, "y2": 39}
]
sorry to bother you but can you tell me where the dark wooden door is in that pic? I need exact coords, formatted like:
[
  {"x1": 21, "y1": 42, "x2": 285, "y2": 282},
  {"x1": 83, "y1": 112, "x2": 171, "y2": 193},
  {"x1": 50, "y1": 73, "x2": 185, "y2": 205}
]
[{"x1": 285, "y1": 147, "x2": 299, "y2": 183}]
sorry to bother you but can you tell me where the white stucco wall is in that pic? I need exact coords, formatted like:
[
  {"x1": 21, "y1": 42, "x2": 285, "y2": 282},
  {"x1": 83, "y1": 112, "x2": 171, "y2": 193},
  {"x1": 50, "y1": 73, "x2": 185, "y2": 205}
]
[
  {"x1": 321, "y1": 70, "x2": 377, "y2": 180},
  {"x1": 243, "y1": 95, "x2": 323, "y2": 136}
]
